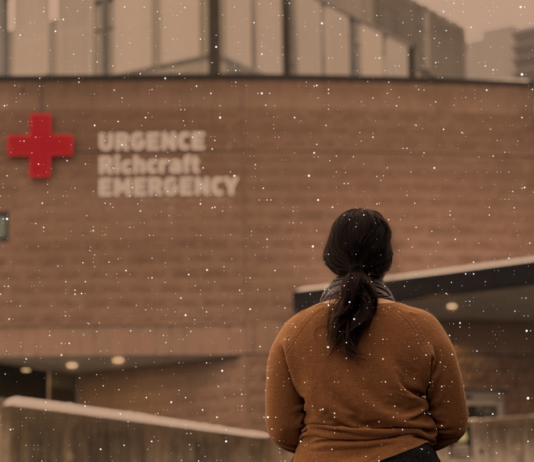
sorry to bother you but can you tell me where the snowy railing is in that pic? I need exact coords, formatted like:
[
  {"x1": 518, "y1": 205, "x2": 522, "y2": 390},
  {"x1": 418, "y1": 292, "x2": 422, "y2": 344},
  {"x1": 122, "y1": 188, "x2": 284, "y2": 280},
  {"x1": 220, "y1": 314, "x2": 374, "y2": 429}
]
[
  {"x1": 0, "y1": 396, "x2": 291, "y2": 462},
  {"x1": 469, "y1": 413, "x2": 534, "y2": 462},
  {"x1": 2, "y1": 396, "x2": 533, "y2": 461}
]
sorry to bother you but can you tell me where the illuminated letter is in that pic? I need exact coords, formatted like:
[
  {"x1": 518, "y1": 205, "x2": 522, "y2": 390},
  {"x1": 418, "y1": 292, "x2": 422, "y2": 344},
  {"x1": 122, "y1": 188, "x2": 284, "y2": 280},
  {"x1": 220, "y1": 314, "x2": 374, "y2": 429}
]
[
  {"x1": 132, "y1": 154, "x2": 147, "y2": 175},
  {"x1": 163, "y1": 176, "x2": 178, "y2": 197},
  {"x1": 97, "y1": 177, "x2": 112, "y2": 198},
  {"x1": 160, "y1": 131, "x2": 177, "y2": 152},
  {"x1": 223, "y1": 175, "x2": 240, "y2": 197},
  {"x1": 176, "y1": 130, "x2": 191, "y2": 151},
  {"x1": 97, "y1": 155, "x2": 113, "y2": 175},
  {"x1": 194, "y1": 176, "x2": 211, "y2": 197},
  {"x1": 130, "y1": 131, "x2": 145, "y2": 152},
  {"x1": 179, "y1": 176, "x2": 194, "y2": 197},
  {"x1": 115, "y1": 131, "x2": 130, "y2": 152},
  {"x1": 133, "y1": 177, "x2": 147, "y2": 198},
  {"x1": 97, "y1": 132, "x2": 114, "y2": 153},
  {"x1": 211, "y1": 175, "x2": 225, "y2": 197},
  {"x1": 146, "y1": 157, "x2": 158, "y2": 175},
  {"x1": 168, "y1": 157, "x2": 182, "y2": 175},
  {"x1": 146, "y1": 131, "x2": 160, "y2": 152},
  {"x1": 121, "y1": 157, "x2": 132, "y2": 176},
  {"x1": 190, "y1": 130, "x2": 207, "y2": 151},
  {"x1": 113, "y1": 177, "x2": 134, "y2": 198}
]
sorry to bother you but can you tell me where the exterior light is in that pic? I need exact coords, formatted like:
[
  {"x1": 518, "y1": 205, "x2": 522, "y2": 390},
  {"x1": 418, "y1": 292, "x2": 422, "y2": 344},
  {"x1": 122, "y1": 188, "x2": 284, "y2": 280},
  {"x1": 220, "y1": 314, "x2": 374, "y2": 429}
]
[
  {"x1": 446, "y1": 302, "x2": 459, "y2": 311},
  {"x1": 65, "y1": 361, "x2": 79, "y2": 370},
  {"x1": 20, "y1": 366, "x2": 32, "y2": 374},
  {"x1": 111, "y1": 355, "x2": 125, "y2": 365}
]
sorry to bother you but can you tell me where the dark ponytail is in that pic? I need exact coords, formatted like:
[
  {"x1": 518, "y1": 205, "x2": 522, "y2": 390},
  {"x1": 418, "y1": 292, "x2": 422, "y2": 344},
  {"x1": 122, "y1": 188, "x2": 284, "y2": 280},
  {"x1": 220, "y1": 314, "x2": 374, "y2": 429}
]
[{"x1": 323, "y1": 209, "x2": 393, "y2": 358}]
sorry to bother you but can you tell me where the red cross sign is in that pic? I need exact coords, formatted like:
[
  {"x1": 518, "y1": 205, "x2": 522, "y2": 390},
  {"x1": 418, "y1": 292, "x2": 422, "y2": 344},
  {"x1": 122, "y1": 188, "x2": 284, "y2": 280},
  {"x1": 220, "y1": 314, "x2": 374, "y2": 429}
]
[{"x1": 7, "y1": 113, "x2": 74, "y2": 179}]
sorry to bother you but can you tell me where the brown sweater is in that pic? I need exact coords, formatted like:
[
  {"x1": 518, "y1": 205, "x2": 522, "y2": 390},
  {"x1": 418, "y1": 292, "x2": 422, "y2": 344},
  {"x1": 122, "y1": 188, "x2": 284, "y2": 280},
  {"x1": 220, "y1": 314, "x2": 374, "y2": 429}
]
[{"x1": 265, "y1": 302, "x2": 468, "y2": 461}]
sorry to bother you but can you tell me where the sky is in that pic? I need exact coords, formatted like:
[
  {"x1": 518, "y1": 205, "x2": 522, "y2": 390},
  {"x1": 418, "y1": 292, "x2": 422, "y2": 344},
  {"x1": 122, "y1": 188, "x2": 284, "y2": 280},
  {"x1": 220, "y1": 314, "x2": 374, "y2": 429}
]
[{"x1": 414, "y1": 0, "x2": 534, "y2": 43}]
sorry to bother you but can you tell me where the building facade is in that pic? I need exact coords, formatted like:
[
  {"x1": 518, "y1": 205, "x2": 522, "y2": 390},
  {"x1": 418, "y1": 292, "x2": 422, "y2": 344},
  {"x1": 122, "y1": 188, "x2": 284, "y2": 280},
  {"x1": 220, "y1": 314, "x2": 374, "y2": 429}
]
[
  {"x1": 0, "y1": 76, "x2": 533, "y2": 432},
  {"x1": 0, "y1": 0, "x2": 464, "y2": 79},
  {"x1": 466, "y1": 26, "x2": 534, "y2": 82},
  {"x1": 466, "y1": 28, "x2": 518, "y2": 81},
  {"x1": 515, "y1": 27, "x2": 534, "y2": 78}
]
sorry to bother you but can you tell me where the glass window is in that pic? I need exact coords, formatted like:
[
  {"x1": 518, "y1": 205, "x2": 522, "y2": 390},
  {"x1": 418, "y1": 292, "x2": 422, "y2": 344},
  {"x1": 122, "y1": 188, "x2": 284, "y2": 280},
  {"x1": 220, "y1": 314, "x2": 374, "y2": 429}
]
[
  {"x1": 159, "y1": 0, "x2": 206, "y2": 71},
  {"x1": 357, "y1": 24, "x2": 384, "y2": 77},
  {"x1": 254, "y1": 0, "x2": 283, "y2": 75},
  {"x1": 8, "y1": 0, "x2": 49, "y2": 76},
  {"x1": 220, "y1": 0, "x2": 253, "y2": 73},
  {"x1": 385, "y1": 36, "x2": 409, "y2": 77},
  {"x1": 47, "y1": 0, "x2": 60, "y2": 22},
  {"x1": 54, "y1": 0, "x2": 95, "y2": 75},
  {"x1": 2, "y1": 0, "x2": 413, "y2": 78},
  {"x1": 0, "y1": 213, "x2": 8, "y2": 241},
  {"x1": 6, "y1": 0, "x2": 16, "y2": 33},
  {"x1": 292, "y1": 0, "x2": 322, "y2": 76},
  {"x1": 111, "y1": 0, "x2": 153, "y2": 75},
  {"x1": 324, "y1": 8, "x2": 350, "y2": 76}
]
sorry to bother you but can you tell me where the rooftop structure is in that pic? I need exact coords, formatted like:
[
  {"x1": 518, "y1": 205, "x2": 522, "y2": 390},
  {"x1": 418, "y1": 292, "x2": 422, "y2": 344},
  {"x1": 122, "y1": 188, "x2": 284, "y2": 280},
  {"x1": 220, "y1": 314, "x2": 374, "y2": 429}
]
[{"x1": 0, "y1": 0, "x2": 464, "y2": 79}]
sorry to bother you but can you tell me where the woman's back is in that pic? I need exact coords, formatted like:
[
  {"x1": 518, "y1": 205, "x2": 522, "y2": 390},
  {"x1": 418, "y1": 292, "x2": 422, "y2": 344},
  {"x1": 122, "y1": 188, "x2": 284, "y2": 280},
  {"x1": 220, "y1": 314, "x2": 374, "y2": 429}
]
[
  {"x1": 266, "y1": 301, "x2": 468, "y2": 462},
  {"x1": 266, "y1": 208, "x2": 467, "y2": 461}
]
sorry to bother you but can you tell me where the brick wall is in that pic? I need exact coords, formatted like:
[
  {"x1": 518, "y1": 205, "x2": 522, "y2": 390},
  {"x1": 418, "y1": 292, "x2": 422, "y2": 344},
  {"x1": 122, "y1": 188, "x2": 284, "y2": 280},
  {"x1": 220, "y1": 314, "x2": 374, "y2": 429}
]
[
  {"x1": 0, "y1": 77, "x2": 532, "y2": 428},
  {"x1": 76, "y1": 355, "x2": 268, "y2": 429}
]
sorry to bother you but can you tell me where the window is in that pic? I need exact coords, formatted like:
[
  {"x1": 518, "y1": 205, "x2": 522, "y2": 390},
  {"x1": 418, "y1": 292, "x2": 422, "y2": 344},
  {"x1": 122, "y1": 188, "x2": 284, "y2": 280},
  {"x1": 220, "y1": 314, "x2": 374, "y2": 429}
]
[
  {"x1": 0, "y1": 212, "x2": 8, "y2": 241},
  {"x1": 219, "y1": 0, "x2": 283, "y2": 75}
]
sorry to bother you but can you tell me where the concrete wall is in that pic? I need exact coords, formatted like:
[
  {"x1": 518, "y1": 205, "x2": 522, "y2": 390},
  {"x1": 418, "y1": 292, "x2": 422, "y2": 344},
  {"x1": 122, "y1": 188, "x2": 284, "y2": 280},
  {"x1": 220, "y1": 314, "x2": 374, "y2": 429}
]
[
  {"x1": 470, "y1": 413, "x2": 534, "y2": 462},
  {"x1": 0, "y1": 395, "x2": 291, "y2": 461},
  {"x1": 3, "y1": 395, "x2": 533, "y2": 462}
]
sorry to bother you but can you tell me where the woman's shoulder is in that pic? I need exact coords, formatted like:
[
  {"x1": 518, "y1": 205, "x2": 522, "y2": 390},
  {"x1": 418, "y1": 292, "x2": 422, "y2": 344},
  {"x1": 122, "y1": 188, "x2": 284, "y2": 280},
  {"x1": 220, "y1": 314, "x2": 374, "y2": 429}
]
[
  {"x1": 379, "y1": 302, "x2": 442, "y2": 325},
  {"x1": 275, "y1": 302, "x2": 330, "y2": 349},
  {"x1": 377, "y1": 302, "x2": 448, "y2": 344}
]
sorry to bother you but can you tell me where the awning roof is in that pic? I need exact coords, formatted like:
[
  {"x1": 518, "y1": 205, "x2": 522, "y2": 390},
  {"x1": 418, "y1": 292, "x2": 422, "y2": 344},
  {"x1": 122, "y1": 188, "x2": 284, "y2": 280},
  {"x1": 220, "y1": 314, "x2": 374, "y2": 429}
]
[{"x1": 294, "y1": 256, "x2": 534, "y2": 322}]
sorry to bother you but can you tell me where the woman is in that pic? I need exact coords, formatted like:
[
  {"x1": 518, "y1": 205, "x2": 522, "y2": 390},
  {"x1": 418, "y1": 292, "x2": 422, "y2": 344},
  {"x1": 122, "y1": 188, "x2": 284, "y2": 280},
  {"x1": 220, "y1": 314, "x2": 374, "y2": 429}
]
[{"x1": 265, "y1": 209, "x2": 468, "y2": 461}]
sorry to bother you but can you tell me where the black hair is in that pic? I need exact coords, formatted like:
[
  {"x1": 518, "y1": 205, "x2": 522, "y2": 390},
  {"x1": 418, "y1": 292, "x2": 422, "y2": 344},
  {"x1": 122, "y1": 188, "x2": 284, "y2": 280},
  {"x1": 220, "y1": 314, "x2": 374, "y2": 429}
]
[{"x1": 323, "y1": 208, "x2": 393, "y2": 358}]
